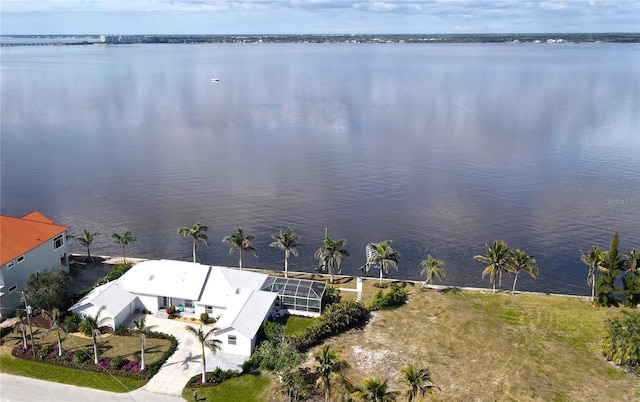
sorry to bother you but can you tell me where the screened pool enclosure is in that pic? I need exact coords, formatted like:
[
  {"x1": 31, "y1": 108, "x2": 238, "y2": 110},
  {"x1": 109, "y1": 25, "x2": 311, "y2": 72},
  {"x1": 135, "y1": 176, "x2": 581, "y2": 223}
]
[{"x1": 261, "y1": 277, "x2": 326, "y2": 317}]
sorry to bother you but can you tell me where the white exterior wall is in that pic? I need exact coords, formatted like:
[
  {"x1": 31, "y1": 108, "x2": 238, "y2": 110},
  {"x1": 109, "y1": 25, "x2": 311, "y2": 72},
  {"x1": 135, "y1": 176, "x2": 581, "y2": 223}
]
[
  {"x1": 0, "y1": 234, "x2": 68, "y2": 316},
  {"x1": 112, "y1": 301, "x2": 135, "y2": 329},
  {"x1": 135, "y1": 295, "x2": 159, "y2": 313},
  {"x1": 216, "y1": 328, "x2": 253, "y2": 357}
]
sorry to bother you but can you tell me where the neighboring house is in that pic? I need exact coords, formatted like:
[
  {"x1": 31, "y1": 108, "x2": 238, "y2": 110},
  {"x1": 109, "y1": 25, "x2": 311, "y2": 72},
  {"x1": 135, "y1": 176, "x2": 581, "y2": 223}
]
[
  {"x1": 0, "y1": 212, "x2": 69, "y2": 319},
  {"x1": 67, "y1": 281, "x2": 137, "y2": 330},
  {"x1": 69, "y1": 259, "x2": 326, "y2": 357}
]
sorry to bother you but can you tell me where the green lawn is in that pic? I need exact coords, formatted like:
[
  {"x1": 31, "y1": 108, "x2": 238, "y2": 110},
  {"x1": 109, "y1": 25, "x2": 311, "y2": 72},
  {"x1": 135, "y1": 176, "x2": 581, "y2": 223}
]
[
  {"x1": 275, "y1": 315, "x2": 315, "y2": 337},
  {"x1": 182, "y1": 374, "x2": 271, "y2": 402}
]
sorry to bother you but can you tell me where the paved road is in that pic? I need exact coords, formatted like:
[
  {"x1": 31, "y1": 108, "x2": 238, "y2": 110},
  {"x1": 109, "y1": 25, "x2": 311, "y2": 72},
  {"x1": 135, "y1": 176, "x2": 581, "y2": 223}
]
[{"x1": 0, "y1": 373, "x2": 184, "y2": 402}]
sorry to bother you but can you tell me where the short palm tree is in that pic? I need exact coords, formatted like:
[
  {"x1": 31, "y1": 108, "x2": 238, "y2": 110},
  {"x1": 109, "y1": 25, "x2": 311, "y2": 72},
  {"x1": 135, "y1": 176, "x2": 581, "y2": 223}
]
[
  {"x1": 178, "y1": 222, "x2": 209, "y2": 263},
  {"x1": 222, "y1": 227, "x2": 257, "y2": 270},
  {"x1": 111, "y1": 231, "x2": 136, "y2": 264},
  {"x1": 509, "y1": 248, "x2": 539, "y2": 294},
  {"x1": 132, "y1": 315, "x2": 154, "y2": 371},
  {"x1": 314, "y1": 345, "x2": 349, "y2": 402},
  {"x1": 73, "y1": 229, "x2": 100, "y2": 262},
  {"x1": 581, "y1": 245, "x2": 607, "y2": 301},
  {"x1": 420, "y1": 255, "x2": 446, "y2": 287},
  {"x1": 367, "y1": 240, "x2": 400, "y2": 286},
  {"x1": 185, "y1": 324, "x2": 222, "y2": 384},
  {"x1": 623, "y1": 249, "x2": 640, "y2": 305},
  {"x1": 78, "y1": 306, "x2": 108, "y2": 364},
  {"x1": 351, "y1": 377, "x2": 397, "y2": 401},
  {"x1": 315, "y1": 235, "x2": 350, "y2": 283},
  {"x1": 474, "y1": 240, "x2": 511, "y2": 293},
  {"x1": 398, "y1": 364, "x2": 437, "y2": 401},
  {"x1": 270, "y1": 227, "x2": 301, "y2": 278},
  {"x1": 14, "y1": 309, "x2": 28, "y2": 349},
  {"x1": 42, "y1": 308, "x2": 66, "y2": 356}
]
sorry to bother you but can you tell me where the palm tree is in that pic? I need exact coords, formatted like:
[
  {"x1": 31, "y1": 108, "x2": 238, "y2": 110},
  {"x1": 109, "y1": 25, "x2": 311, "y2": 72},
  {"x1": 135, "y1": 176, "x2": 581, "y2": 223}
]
[
  {"x1": 222, "y1": 227, "x2": 258, "y2": 271},
  {"x1": 185, "y1": 324, "x2": 222, "y2": 384},
  {"x1": 111, "y1": 231, "x2": 136, "y2": 264},
  {"x1": 398, "y1": 364, "x2": 437, "y2": 401},
  {"x1": 623, "y1": 249, "x2": 640, "y2": 306},
  {"x1": 474, "y1": 240, "x2": 511, "y2": 293},
  {"x1": 581, "y1": 245, "x2": 606, "y2": 301},
  {"x1": 315, "y1": 235, "x2": 350, "y2": 283},
  {"x1": 78, "y1": 306, "x2": 108, "y2": 364},
  {"x1": 177, "y1": 222, "x2": 209, "y2": 263},
  {"x1": 509, "y1": 249, "x2": 539, "y2": 294},
  {"x1": 14, "y1": 309, "x2": 28, "y2": 349},
  {"x1": 351, "y1": 377, "x2": 397, "y2": 401},
  {"x1": 420, "y1": 255, "x2": 446, "y2": 287},
  {"x1": 42, "y1": 308, "x2": 66, "y2": 356},
  {"x1": 314, "y1": 345, "x2": 349, "y2": 402},
  {"x1": 73, "y1": 229, "x2": 100, "y2": 262},
  {"x1": 367, "y1": 240, "x2": 400, "y2": 286},
  {"x1": 132, "y1": 315, "x2": 154, "y2": 371},
  {"x1": 270, "y1": 227, "x2": 301, "y2": 278}
]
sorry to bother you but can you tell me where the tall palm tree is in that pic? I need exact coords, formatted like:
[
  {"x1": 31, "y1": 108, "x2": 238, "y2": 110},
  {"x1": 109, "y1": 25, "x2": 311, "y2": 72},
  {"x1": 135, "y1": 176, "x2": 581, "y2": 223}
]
[
  {"x1": 623, "y1": 249, "x2": 640, "y2": 306},
  {"x1": 581, "y1": 245, "x2": 606, "y2": 301},
  {"x1": 509, "y1": 249, "x2": 539, "y2": 294},
  {"x1": 420, "y1": 255, "x2": 446, "y2": 287},
  {"x1": 351, "y1": 377, "x2": 397, "y2": 401},
  {"x1": 78, "y1": 306, "x2": 108, "y2": 364},
  {"x1": 132, "y1": 315, "x2": 154, "y2": 371},
  {"x1": 315, "y1": 235, "x2": 350, "y2": 283},
  {"x1": 177, "y1": 222, "x2": 209, "y2": 263},
  {"x1": 270, "y1": 227, "x2": 301, "y2": 278},
  {"x1": 222, "y1": 227, "x2": 257, "y2": 271},
  {"x1": 367, "y1": 240, "x2": 400, "y2": 286},
  {"x1": 398, "y1": 364, "x2": 437, "y2": 402},
  {"x1": 111, "y1": 231, "x2": 136, "y2": 264},
  {"x1": 185, "y1": 324, "x2": 221, "y2": 384},
  {"x1": 314, "y1": 345, "x2": 349, "y2": 402},
  {"x1": 73, "y1": 229, "x2": 100, "y2": 262},
  {"x1": 474, "y1": 240, "x2": 511, "y2": 293},
  {"x1": 42, "y1": 308, "x2": 66, "y2": 356}
]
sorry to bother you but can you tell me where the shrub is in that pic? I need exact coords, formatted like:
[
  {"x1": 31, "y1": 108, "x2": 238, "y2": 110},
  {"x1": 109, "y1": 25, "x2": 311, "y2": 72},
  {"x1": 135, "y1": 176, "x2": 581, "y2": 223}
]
[
  {"x1": 289, "y1": 300, "x2": 369, "y2": 351},
  {"x1": 200, "y1": 312, "x2": 210, "y2": 324},
  {"x1": 368, "y1": 283, "x2": 408, "y2": 311},
  {"x1": 63, "y1": 313, "x2": 82, "y2": 333},
  {"x1": 166, "y1": 306, "x2": 177, "y2": 315},
  {"x1": 323, "y1": 285, "x2": 342, "y2": 305},
  {"x1": 110, "y1": 355, "x2": 126, "y2": 370},
  {"x1": 603, "y1": 312, "x2": 640, "y2": 374},
  {"x1": 37, "y1": 344, "x2": 54, "y2": 361},
  {"x1": 114, "y1": 324, "x2": 129, "y2": 335},
  {"x1": 73, "y1": 349, "x2": 91, "y2": 364}
]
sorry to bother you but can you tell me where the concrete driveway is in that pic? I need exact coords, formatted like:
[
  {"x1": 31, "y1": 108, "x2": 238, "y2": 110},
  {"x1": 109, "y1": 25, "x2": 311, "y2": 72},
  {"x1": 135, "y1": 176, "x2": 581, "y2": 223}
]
[{"x1": 141, "y1": 315, "x2": 246, "y2": 396}]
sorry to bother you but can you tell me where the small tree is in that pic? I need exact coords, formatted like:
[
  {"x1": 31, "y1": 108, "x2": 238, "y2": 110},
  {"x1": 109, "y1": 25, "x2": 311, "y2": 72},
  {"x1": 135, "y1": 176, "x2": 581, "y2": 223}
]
[
  {"x1": 509, "y1": 249, "x2": 539, "y2": 294},
  {"x1": 366, "y1": 240, "x2": 400, "y2": 286},
  {"x1": 222, "y1": 227, "x2": 258, "y2": 270},
  {"x1": 351, "y1": 377, "x2": 397, "y2": 401},
  {"x1": 474, "y1": 240, "x2": 511, "y2": 293},
  {"x1": 111, "y1": 231, "x2": 136, "y2": 264},
  {"x1": 398, "y1": 364, "x2": 437, "y2": 401},
  {"x1": 420, "y1": 255, "x2": 446, "y2": 287},
  {"x1": 72, "y1": 229, "x2": 100, "y2": 262},
  {"x1": 78, "y1": 306, "x2": 108, "y2": 364},
  {"x1": 23, "y1": 268, "x2": 73, "y2": 311},
  {"x1": 132, "y1": 315, "x2": 154, "y2": 371},
  {"x1": 596, "y1": 232, "x2": 624, "y2": 306},
  {"x1": 315, "y1": 235, "x2": 350, "y2": 283},
  {"x1": 270, "y1": 227, "x2": 301, "y2": 278},
  {"x1": 178, "y1": 222, "x2": 209, "y2": 263},
  {"x1": 581, "y1": 245, "x2": 606, "y2": 301},
  {"x1": 185, "y1": 324, "x2": 221, "y2": 384},
  {"x1": 314, "y1": 345, "x2": 349, "y2": 402},
  {"x1": 623, "y1": 250, "x2": 640, "y2": 306},
  {"x1": 602, "y1": 312, "x2": 640, "y2": 374},
  {"x1": 42, "y1": 308, "x2": 66, "y2": 356}
]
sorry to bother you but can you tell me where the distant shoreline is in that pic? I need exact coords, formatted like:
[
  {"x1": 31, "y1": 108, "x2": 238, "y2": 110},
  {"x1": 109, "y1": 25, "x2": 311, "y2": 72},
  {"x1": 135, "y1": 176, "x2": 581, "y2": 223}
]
[{"x1": 2, "y1": 32, "x2": 640, "y2": 46}]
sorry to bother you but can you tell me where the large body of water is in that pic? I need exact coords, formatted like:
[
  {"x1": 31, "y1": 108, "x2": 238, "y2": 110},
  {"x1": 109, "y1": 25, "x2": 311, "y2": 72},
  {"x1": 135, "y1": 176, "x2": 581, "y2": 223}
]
[{"x1": 2, "y1": 43, "x2": 638, "y2": 295}]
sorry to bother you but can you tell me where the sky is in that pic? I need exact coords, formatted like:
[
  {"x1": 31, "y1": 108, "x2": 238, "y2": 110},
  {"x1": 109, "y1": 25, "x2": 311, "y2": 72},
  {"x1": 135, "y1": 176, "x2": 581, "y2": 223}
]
[{"x1": 1, "y1": 0, "x2": 638, "y2": 35}]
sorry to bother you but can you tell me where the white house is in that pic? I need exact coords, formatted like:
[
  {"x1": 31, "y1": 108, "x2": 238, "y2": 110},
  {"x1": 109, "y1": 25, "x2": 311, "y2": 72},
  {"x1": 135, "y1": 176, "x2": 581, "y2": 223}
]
[
  {"x1": 69, "y1": 259, "x2": 326, "y2": 357},
  {"x1": 0, "y1": 212, "x2": 69, "y2": 319}
]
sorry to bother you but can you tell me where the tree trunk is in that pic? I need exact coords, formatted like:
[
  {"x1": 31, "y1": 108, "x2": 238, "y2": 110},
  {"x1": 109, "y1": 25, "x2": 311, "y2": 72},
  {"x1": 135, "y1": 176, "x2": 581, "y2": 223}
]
[
  {"x1": 57, "y1": 332, "x2": 63, "y2": 356},
  {"x1": 284, "y1": 251, "x2": 289, "y2": 278},
  {"x1": 591, "y1": 280, "x2": 595, "y2": 301},
  {"x1": 192, "y1": 241, "x2": 197, "y2": 263},
  {"x1": 239, "y1": 250, "x2": 243, "y2": 271},
  {"x1": 93, "y1": 337, "x2": 99, "y2": 364},
  {"x1": 201, "y1": 346, "x2": 207, "y2": 384},
  {"x1": 141, "y1": 343, "x2": 145, "y2": 371},
  {"x1": 512, "y1": 272, "x2": 520, "y2": 294},
  {"x1": 492, "y1": 282, "x2": 496, "y2": 293},
  {"x1": 379, "y1": 268, "x2": 383, "y2": 285}
]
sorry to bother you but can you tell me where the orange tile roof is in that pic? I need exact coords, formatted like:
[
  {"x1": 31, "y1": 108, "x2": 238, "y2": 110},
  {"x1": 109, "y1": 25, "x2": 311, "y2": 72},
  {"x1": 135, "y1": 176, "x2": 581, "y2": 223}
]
[{"x1": 0, "y1": 212, "x2": 69, "y2": 266}]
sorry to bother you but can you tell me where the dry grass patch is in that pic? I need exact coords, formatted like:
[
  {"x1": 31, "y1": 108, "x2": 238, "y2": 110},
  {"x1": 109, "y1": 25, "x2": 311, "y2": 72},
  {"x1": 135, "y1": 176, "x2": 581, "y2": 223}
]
[{"x1": 317, "y1": 288, "x2": 639, "y2": 401}]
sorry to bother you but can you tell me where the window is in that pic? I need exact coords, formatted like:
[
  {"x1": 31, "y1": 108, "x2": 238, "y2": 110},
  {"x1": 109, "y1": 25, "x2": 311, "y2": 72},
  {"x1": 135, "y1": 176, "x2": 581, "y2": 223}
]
[
  {"x1": 17, "y1": 256, "x2": 25, "y2": 263},
  {"x1": 53, "y1": 235, "x2": 64, "y2": 250},
  {"x1": 185, "y1": 299, "x2": 193, "y2": 308},
  {"x1": 205, "y1": 305, "x2": 213, "y2": 314},
  {"x1": 8, "y1": 284, "x2": 17, "y2": 293},
  {"x1": 228, "y1": 335, "x2": 237, "y2": 345},
  {"x1": 6, "y1": 261, "x2": 15, "y2": 270}
]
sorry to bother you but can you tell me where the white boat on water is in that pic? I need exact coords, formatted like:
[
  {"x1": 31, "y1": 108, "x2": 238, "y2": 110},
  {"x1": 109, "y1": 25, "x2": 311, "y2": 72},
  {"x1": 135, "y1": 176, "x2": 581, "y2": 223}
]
[{"x1": 211, "y1": 70, "x2": 219, "y2": 83}]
